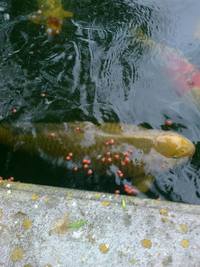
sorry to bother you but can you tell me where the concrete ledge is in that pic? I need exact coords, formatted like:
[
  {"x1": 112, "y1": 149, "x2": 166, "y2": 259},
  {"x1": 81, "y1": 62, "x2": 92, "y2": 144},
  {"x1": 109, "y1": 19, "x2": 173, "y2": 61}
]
[{"x1": 0, "y1": 181, "x2": 200, "y2": 266}]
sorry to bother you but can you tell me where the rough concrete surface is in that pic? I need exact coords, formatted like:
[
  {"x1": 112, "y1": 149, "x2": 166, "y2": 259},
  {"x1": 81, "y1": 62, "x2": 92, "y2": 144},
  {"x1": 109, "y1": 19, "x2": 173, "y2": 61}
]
[{"x1": 0, "y1": 181, "x2": 200, "y2": 267}]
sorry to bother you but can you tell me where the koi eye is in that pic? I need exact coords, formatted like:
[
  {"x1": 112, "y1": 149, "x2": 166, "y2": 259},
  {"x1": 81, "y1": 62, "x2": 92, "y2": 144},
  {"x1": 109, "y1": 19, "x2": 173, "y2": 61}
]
[{"x1": 175, "y1": 148, "x2": 188, "y2": 157}]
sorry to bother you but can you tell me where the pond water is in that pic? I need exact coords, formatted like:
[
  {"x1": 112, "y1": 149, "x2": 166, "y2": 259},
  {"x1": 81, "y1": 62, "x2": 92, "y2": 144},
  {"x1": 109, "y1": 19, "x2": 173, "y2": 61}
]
[{"x1": 1, "y1": 0, "x2": 200, "y2": 204}]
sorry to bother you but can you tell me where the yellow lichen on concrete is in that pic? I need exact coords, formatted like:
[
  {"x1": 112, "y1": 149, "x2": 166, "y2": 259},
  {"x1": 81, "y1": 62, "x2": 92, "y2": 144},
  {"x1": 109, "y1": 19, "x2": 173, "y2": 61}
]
[
  {"x1": 141, "y1": 239, "x2": 152, "y2": 249},
  {"x1": 129, "y1": 257, "x2": 138, "y2": 265},
  {"x1": 159, "y1": 208, "x2": 169, "y2": 216},
  {"x1": 101, "y1": 201, "x2": 111, "y2": 207},
  {"x1": 179, "y1": 224, "x2": 189, "y2": 234},
  {"x1": 31, "y1": 194, "x2": 40, "y2": 201},
  {"x1": 22, "y1": 218, "x2": 32, "y2": 230},
  {"x1": 94, "y1": 193, "x2": 101, "y2": 200},
  {"x1": 66, "y1": 192, "x2": 73, "y2": 200},
  {"x1": 10, "y1": 247, "x2": 24, "y2": 262},
  {"x1": 181, "y1": 239, "x2": 190, "y2": 248},
  {"x1": 99, "y1": 243, "x2": 110, "y2": 253},
  {"x1": 24, "y1": 264, "x2": 33, "y2": 267},
  {"x1": 161, "y1": 217, "x2": 169, "y2": 223}
]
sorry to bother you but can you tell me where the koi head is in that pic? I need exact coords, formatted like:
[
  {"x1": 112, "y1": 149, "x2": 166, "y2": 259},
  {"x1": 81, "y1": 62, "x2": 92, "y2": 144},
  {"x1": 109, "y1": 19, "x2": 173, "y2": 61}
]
[
  {"x1": 155, "y1": 133, "x2": 195, "y2": 158},
  {"x1": 46, "y1": 17, "x2": 62, "y2": 35},
  {"x1": 45, "y1": 9, "x2": 73, "y2": 35}
]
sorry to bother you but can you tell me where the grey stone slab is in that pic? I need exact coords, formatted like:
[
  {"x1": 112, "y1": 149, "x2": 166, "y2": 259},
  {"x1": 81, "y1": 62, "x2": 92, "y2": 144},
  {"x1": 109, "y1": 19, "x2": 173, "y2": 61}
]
[{"x1": 0, "y1": 181, "x2": 199, "y2": 267}]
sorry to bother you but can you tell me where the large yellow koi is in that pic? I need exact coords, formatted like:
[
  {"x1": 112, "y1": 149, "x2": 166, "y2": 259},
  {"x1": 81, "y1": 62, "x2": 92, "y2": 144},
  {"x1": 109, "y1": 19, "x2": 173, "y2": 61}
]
[
  {"x1": 30, "y1": 0, "x2": 73, "y2": 35},
  {"x1": 0, "y1": 122, "x2": 195, "y2": 193}
]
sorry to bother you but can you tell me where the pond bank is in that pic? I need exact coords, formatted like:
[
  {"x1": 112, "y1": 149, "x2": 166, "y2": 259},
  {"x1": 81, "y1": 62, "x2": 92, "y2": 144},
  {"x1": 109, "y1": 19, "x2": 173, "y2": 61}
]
[{"x1": 0, "y1": 181, "x2": 199, "y2": 266}]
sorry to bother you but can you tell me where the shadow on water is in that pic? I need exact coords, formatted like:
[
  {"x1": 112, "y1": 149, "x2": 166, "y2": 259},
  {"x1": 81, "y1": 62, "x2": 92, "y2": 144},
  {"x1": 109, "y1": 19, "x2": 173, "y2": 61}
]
[{"x1": 1, "y1": 0, "x2": 200, "y2": 204}]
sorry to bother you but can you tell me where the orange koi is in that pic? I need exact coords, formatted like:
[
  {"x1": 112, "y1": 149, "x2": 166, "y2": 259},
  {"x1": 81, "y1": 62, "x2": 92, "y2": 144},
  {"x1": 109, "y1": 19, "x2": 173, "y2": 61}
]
[
  {"x1": 30, "y1": 0, "x2": 73, "y2": 35},
  {"x1": 137, "y1": 30, "x2": 200, "y2": 98}
]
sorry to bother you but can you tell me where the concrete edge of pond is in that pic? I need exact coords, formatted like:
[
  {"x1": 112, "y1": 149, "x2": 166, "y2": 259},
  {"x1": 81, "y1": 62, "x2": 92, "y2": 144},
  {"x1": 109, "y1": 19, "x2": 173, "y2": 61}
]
[
  {"x1": 1, "y1": 181, "x2": 200, "y2": 214},
  {"x1": 0, "y1": 181, "x2": 200, "y2": 266}
]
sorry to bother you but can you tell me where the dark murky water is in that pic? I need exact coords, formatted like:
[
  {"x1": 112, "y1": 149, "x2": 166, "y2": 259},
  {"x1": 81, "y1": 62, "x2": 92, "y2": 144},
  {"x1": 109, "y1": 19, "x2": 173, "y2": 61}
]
[{"x1": 1, "y1": 0, "x2": 200, "y2": 204}]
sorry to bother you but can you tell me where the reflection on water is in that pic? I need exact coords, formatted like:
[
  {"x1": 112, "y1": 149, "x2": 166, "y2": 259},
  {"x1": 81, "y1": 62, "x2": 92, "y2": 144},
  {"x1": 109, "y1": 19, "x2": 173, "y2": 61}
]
[{"x1": 1, "y1": 0, "x2": 200, "y2": 204}]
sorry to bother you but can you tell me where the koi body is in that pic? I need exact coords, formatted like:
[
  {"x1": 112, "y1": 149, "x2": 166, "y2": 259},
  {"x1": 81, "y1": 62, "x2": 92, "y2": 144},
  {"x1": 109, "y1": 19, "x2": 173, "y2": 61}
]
[
  {"x1": 30, "y1": 0, "x2": 73, "y2": 35},
  {"x1": 0, "y1": 122, "x2": 195, "y2": 192}
]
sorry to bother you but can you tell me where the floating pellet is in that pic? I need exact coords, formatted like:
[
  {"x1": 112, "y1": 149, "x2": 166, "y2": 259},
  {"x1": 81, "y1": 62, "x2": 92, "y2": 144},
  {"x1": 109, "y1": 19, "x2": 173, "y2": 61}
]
[
  {"x1": 66, "y1": 156, "x2": 71, "y2": 161},
  {"x1": 110, "y1": 139, "x2": 115, "y2": 145},
  {"x1": 121, "y1": 161, "x2": 126, "y2": 166},
  {"x1": 87, "y1": 159, "x2": 91, "y2": 164},
  {"x1": 105, "y1": 139, "x2": 115, "y2": 146},
  {"x1": 46, "y1": 28, "x2": 53, "y2": 35},
  {"x1": 124, "y1": 156, "x2": 130, "y2": 164},
  {"x1": 75, "y1": 127, "x2": 81, "y2": 133},
  {"x1": 114, "y1": 154, "x2": 120, "y2": 160},
  {"x1": 115, "y1": 190, "x2": 120, "y2": 195},
  {"x1": 107, "y1": 157, "x2": 112, "y2": 163},
  {"x1": 101, "y1": 157, "x2": 106, "y2": 163},
  {"x1": 82, "y1": 159, "x2": 91, "y2": 165},
  {"x1": 165, "y1": 119, "x2": 173, "y2": 126},
  {"x1": 117, "y1": 170, "x2": 124, "y2": 178},
  {"x1": 123, "y1": 151, "x2": 130, "y2": 157},
  {"x1": 124, "y1": 184, "x2": 139, "y2": 195},
  {"x1": 73, "y1": 166, "x2": 78, "y2": 172},
  {"x1": 8, "y1": 176, "x2": 14, "y2": 181},
  {"x1": 49, "y1": 132, "x2": 56, "y2": 137},
  {"x1": 87, "y1": 169, "x2": 93, "y2": 175},
  {"x1": 41, "y1": 92, "x2": 47, "y2": 97},
  {"x1": 83, "y1": 164, "x2": 89, "y2": 169}
]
